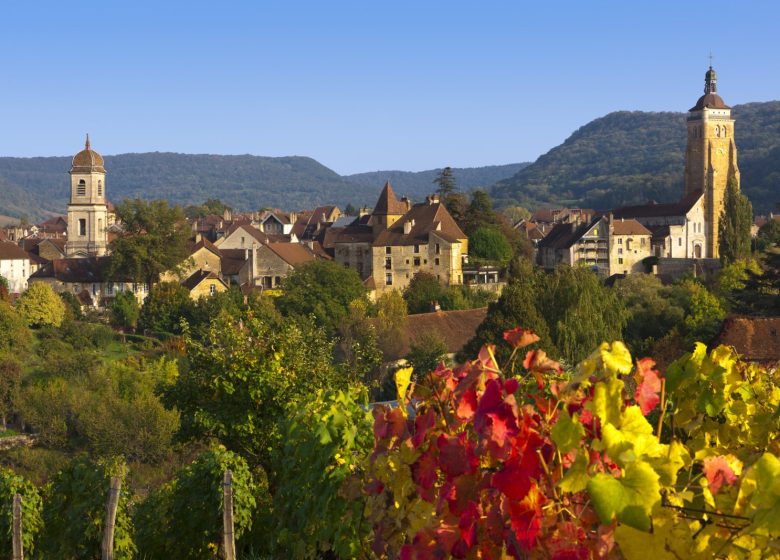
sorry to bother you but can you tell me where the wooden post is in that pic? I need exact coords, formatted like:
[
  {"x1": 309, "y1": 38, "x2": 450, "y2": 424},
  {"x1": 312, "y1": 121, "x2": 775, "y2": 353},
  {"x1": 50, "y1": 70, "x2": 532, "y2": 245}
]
[
  {"x1": 222, "y1": 469, "x2": 236, "y2": 560},
  {"x1": 101, "y1": 477, "x2": 122, "y2": 560},
  {"x1": 12, "y1": 493, "x2": 22, "y2": 560}
]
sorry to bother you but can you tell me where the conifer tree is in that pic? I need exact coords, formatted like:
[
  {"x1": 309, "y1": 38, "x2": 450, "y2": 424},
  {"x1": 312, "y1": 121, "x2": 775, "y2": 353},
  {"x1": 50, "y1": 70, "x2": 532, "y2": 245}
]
[
  {"x1": 433, "y1": 166, "x2": 456, "y2": 198},
  {"x1": 718, "y1": 178, "x2": 753, "y2": 264}
]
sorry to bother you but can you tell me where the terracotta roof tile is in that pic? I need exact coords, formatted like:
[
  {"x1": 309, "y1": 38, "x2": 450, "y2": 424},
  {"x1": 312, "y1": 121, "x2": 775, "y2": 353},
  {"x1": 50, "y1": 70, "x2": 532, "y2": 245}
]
[
  {"x1": 611, "y1": 219, "x2": 652, "y2": 236},
  {"x1": 715, "y1": 316, "x2": 780, "y2": 364},
  {"x1": 372, "y1": 182, "x2": 408, "y2": 215},
  {"x1": 264, "y1": 243, "x2": 318, "y2": 267}
]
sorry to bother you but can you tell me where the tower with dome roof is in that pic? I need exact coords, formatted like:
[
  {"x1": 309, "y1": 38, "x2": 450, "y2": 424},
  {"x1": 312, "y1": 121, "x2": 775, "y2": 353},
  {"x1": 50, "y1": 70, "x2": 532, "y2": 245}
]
[
  {"x1": 684, "y1": 65, "x2": 741, "y2": 258},
  {"x1": 65, "y1": 135, "x2": 109, "y2": 257}
]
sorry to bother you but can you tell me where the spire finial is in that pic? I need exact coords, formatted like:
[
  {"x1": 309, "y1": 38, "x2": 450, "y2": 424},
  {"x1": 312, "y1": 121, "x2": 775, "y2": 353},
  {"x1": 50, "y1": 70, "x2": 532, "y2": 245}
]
[
  {"x1": 85, "y1": 133, "x2": 91, "y2": 150},
  {"x1": 709, "y1": 51, "x2": 713, "y2": 69}
]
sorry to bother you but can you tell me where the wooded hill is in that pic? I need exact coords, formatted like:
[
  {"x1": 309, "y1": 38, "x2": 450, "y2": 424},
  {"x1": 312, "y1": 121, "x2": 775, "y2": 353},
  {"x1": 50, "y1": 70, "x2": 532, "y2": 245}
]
[
  {"x1": 491, "y1": 101, "x2": 780, "y2": 213},
  {"x1": 0, "y1": 154, "x2": 525, "y2": 221}
]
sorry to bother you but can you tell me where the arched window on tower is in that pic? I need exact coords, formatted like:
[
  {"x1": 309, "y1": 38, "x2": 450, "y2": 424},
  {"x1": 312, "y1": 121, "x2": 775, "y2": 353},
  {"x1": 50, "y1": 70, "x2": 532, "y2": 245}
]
[
  {"x1": 77, "y1": 180, "x2": 86, "y2": 197},
  {"x1": 98, "y1": 181, "x2": 103, "y2": 197},
  {"x1": 723, "y1": 127, "x2": 728, "y2": 138},
  {"x1": 715, "y1": 126, "x2": 721, "y2": 138}
]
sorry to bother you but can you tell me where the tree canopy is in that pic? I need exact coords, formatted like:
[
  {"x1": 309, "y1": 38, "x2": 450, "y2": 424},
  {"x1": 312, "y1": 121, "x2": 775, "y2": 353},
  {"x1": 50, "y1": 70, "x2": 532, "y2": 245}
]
[
  {"x1": 718, "y1": 178, "x2": 753, "y2": 264},
  {"x1": 16, "y1": 283, "x2": 66, "y2": 328}
]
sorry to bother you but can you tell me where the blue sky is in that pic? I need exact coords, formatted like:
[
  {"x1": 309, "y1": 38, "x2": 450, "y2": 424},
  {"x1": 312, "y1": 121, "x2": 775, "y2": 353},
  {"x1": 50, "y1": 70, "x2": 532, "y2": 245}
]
[{"x1": 0, "y1": 1, "x2": 777, "y2": 174}]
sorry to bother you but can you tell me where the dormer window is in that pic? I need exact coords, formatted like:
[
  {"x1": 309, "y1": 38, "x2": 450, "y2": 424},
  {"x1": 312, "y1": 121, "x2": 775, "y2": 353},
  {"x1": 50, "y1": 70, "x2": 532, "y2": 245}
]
[{"x1": 77, "y1": 180, "x2": 86, "y2": 197}]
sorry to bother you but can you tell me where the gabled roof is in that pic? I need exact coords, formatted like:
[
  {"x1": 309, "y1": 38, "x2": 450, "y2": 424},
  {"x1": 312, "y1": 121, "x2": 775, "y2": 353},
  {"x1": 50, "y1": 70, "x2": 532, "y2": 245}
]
[
  {"x1": 220, "y1": 249, "x2": 249, "y2": 276},
  {"x1": 263, "y1": 243, "x2": 318, "y2": 267},
  {"x1": 372, "y1": 182, "x2": 408, "y2": 216},
  {"x1": 187, "y1": 237, "x2": 221, "y2": 257},
  {"x1": 612, "y1": 190, "x2": 703, "y2": 220},
  {"x1": 331, "y1": 225, "x2": 374, "y2": 245},
  {"x1": 537, "y1": 217, "x2": 603, "y2": 250},
  {"x1": 181, "y1": 270, "x2": 226, "y2": 291},
  {"x1": 715, "y1": 316, "x2": 780, "y2": 364},
  {"x1": 612, "y1": 219, "x2": 652, "y2": 236},
  {"x1": 224, "y1": 223, "x2": 270, "y2": 245},
  {"x1": 0, "y1": 241, "x2": 29, "y2": 260},
  {"x1": 379, "y1": 308, "x2": 489, "y2": 361},
  {"x1": 29, "y1": 257, "x2": 129, "y2": 283},
  {"x1": 373, "y1": 201, "x2": 466, "y2": 247}
]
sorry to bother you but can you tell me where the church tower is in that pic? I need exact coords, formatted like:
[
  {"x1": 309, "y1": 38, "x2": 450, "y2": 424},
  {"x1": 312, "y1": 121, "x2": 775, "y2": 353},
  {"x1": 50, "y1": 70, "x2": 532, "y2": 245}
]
[
  {"x1": 65, "y1": 135, "x2": 109, "y2": 257},
  {"x1": 684, "y1": 66, "x2": 740, "y2": 258}
]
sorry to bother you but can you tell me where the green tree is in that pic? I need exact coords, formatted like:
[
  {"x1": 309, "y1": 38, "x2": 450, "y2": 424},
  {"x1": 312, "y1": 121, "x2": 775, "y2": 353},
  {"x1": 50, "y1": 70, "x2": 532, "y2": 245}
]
[
  {"x1": 276, "y1": 260, "x2": 366, "y2": 335},
  {"x1": 135, "y1": 448, "x2": 263, "y2": 560},
  {"x1": 758, "y1": 218, "x2": 780, "y2": 246},
  {"x1": 16, "y1": 283, "x2": 66, "y2": 328},
  {"x1": 0, "y1": 358, "x2": 21, "y2": 430},
  {"x1": 403, "y1": 272, "x2": 447, "y2": 314},
  {"x1": 0, "y1": 302, "x2": 31, "y2": 355},
  {"x1": 108, "y1": 198, "x2": 191, "y2": 285},
  {"x1": 433, "y1": 166, "x2": 457, "y2": 198},
  {"x1": 469, "y1": 226, "x2": 513, "y2": 266},
  {"x1": 681, "y1": 280, "x2": 727, "y2": 343},
  {"x1": 375, "y1": 290, "x2": 408, "y2": 358},
  {"x1": 41, "y1": 456, "x2": 135, "y2": 560},
  {"x1": 111, "y1": 290, "x2": 140, "y2": 331},
  {"x1": 0, "y1": 276, "x2": 9, "y2": 302},
  {"x1": 344, "y1": 203, "x2": 358, "y2": 216},
  {"x1": 502, "y1": 205, "x2": 531, "y2": 225},
  {"x1": 718, "y1": 178, "x2": 753, "y2": 264},
  {"x1": 162, "y1": 312, "x2": 348, "y2": 474},
  {"x1": 407, "y1": 332, "x2": 449, "y2": 377},
  {"x1": 732, "y1": 247, "x2": 780, "y2": 315},
  {"x1": 184, "y1": 198, "x2": 231, "y2": 219},
  {"x1": 336, "y1": 300, "x2": 382, "y2": 382},
  {"x1": 463, "y1": 189, "x2": 496, "y2": 235},
  {"x1": 139, "y1": 281, "x2": 194, "y2": 334},
  {"x1": 59, "y1": 291, "x2": 84, "y2": 320}
]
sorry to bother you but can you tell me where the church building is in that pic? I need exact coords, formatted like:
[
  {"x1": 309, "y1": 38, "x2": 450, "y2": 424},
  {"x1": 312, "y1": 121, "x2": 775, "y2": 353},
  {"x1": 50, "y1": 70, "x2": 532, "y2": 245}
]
[{"x1": 65, "y1": 135, "x2": 109, "y2": 257}]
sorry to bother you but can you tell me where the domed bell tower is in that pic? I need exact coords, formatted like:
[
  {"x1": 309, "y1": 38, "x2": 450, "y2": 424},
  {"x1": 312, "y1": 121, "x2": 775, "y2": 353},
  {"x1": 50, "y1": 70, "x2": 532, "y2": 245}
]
[
  {"x1": 65, "y1": 134, "x2": 109, "y2": 257},
  {"x1": 684, "y1": 66, "x2": 740, "y2": 258}
]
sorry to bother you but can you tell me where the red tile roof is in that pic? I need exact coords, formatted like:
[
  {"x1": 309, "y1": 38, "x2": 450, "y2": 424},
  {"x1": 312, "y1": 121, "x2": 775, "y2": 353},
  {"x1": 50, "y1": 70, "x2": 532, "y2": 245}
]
[
  {"x1": 714, "y1": 316, "x2": 780, "y2": 364},
  {"x1": 0, "y1": 241, "x2": 29, "y2": 260},
  {"x1": 264, "y1": 242, "x2": 318, "y2": 267},
  {"x1": 611, "y1": 219, "x2": 652, "y2": 236},
  {"x1": 373, "y1": 182, "x2": 408, "y2": 215}
]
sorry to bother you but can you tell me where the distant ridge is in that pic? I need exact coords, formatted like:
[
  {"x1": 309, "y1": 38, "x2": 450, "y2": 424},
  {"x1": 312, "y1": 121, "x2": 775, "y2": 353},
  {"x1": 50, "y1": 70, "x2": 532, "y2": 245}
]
[
  {"x1": 344, "y1": 163, "x2": 530, "y2": 199},
  {"x1": 490, "y1": 101, "x2": 780, "y2": 214}
]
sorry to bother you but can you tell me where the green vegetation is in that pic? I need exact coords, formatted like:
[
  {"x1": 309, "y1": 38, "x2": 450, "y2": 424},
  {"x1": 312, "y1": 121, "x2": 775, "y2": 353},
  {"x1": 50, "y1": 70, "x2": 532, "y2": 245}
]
[
  {"x1": 403, "y1": 271, "x2": 496, "y2": 314},
  {"x1": 492, "y1": 102, "x2": 780, "y2": 213},
  {"x1": 16, "y1": 283, "x2": 66, "y2": 328},
  {"x1": 718, "y1": 178, "x2": 754, "y2": 264},
  {"x1": 469, "y1": 225, "x2": 513, "y2": 266}
]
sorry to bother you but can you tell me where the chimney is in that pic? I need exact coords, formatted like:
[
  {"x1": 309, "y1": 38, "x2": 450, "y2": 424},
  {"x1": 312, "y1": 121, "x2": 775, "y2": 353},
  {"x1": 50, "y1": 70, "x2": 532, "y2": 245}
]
[
  {"x1": 404, "y1": 219, "x2": 414, "y2": 235},
  {"x1": 401, "y1": 197, "x2": 412, "y2": 211},
  {"x1": 195, "y1": 232, "x2": 202, "y2": 243}
]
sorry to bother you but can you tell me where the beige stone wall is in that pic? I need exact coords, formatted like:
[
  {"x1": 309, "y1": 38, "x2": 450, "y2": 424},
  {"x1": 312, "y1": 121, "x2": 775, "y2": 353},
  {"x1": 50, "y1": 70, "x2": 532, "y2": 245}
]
[
  {"x1": 609, "y1": 234, "x2": 652, "y2": 275},
  {"x1": 160, "y1": 247, "x2": 221, "y2": 282},
  {"x1": 334, "y1": 242, "x2": 372, "y2": 280},
  {"x1": 253, "y1": 245, "x2": 295, "y2": 288},
  {"x1": 371, "y1": 238, "x2": 464, "y2": 294},
  {"x1": 189, "y1": 279, "x2": 227, "y2": 300},
  {"x1": 67, "y1": 170, "x2": 108, "y2": 257}
]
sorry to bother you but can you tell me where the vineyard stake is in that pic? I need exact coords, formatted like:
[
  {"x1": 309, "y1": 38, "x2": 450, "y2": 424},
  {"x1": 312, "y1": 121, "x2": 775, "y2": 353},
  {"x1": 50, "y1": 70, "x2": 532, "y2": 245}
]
[
  {"x1": 223, "y1": 469, "x2": 236, "y2": 560},
  {"x1": 12, "y1": 493, "x2": 22, "y2": 560},
  {"x1": 101, "y1": 477, "x2": 122, "y2": 560}
]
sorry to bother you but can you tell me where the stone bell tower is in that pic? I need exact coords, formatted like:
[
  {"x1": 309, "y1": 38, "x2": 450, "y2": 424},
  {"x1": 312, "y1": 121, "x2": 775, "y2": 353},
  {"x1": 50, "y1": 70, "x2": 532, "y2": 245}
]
[
  {"x1": 66, "y1": 134, "x2": 109, "y2": 257},
  {"x1": 684, "y1": 66, "x2": 740, "y2": 258}
]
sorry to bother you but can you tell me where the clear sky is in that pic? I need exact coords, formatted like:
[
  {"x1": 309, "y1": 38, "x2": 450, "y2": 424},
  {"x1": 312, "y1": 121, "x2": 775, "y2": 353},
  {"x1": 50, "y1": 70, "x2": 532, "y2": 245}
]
[{"x1": 1, "y1": 0, "x2": 778, "y2": 174}]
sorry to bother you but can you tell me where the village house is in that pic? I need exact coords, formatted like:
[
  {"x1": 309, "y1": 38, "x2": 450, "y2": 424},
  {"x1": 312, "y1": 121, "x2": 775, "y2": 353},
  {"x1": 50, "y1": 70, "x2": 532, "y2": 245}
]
[
  {"x1": 180, "y1": 270, "x2": 228, "y2": 300},
  {"x1": 331, "y1": 182, "x2": 468, "y2": 295},
  {"x1": 0, "y1": 241, "x2": 31, "y2": 294}
]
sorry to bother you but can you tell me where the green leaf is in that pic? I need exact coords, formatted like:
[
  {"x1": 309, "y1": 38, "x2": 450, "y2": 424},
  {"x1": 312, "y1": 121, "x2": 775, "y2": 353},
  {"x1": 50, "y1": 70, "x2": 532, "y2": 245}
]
[
  {"x1": 587, "y1": 461, "x2": 660, "y2": 531},
  {"x1": 589, "y1": 376, "x2": 624, "y2": 427},
  {"x1": 551, "y1": 409, "x2": 585, "y2": 453},
  {"x1": 559, "y1": 451, "x2": 590, "y2": 494}
]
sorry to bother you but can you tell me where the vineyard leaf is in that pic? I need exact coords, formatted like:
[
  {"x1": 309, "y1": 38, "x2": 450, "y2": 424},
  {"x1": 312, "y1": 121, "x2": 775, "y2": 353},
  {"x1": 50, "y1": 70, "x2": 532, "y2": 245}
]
[
  {"x1": 702, "y1": 456, "x2": 738, "y2": 495},
  {"x1": 601, "y1": 342, "x2": 633, "y2": 377},
  {"x1": 395, "y1": 367, "x2": 413, "y2": 408},
  {"x1": 589, "y1": 377, "x2": 624, "y2": 427},
  {"x1": 633, "y1": 358, "x2": 662, "y2": 416},
  {"x1": 559, "y1": 452, "x2": 590, "y2": 494},
  {"x1": 503, "y1": 327, "x2": 540, "y2": 349},
  {"x1": 551, "y1": 409, "x2": 585, "y2": 453},
  {"x1": 587, "y1": 462, "x2": 660, "y2": 531}
]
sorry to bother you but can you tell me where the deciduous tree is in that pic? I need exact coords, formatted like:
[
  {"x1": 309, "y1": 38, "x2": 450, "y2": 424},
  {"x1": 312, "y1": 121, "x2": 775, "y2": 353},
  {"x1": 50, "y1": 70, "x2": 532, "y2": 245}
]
[{"x1": 16, "y1": 283, "x2": 66, "y2": 328}]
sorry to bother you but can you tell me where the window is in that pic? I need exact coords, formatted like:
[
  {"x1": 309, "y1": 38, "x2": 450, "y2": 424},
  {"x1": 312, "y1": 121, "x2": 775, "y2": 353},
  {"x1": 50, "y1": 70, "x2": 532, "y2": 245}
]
[
  {"x1": 414, "y1": 245, "x2": 420, "y2": 253},
  {"x1": 133, "y1": 283, "x2": 139, "y2": 293},
  {"x1": 678, "y1": 238, "x2": 682, "y2": 247},
  {"x1": 618, "y1": 248, "x2": 623, "y2": 255},
  {"x1": 77, "y1": 180, "x2": 86, "y2": 197},
  {"x1": 385, "y1": 257, "x2": 392, "y2": 270},
  {"x1": 210, "y1": 284, "x2": 216, "y2": 296},
  {"x1": 626, "y1": 239, "x2": 632, "y2": 251},
  {"x1": 240, "y1": 236, "x2": 245, "y2": 247},
  {"x1": 92, "y1": 283, "x2": 97, "y2": 296},
  {"x1": 385, "y1": 246, "x2": 391, "y2": 255},
  {"x1": 78, "y1": 219, "x2": 86, "y2": 236},
  {"x1": 275, "y1": 276, "x2": 281, "y2": 286},
  {"x1": 641, "y1": 238, "x2": 645, "y2": 246},
  {"x1": 143, "y1": 283, "x2": 149, "y2": 292},
  {"x1": 385, "y1": 272, "x2": 393, "y2": 286},
  {"x1": 97, "y1": 181, "x2": 103, "y2": 196},
  {"x1": 98, "y1": 218, "x2": 103, "y2": 233},
  {"x1": 618, "y1": 238, "x2": 623, "y2": 244},
  {"x1": 413, "y1": 257, "x2": 421, "y2": 266},
  {"x1": 435, "y1": 243, "x2": 440, "y2": 255},
  {"x1": 435, "y1": 257, "x2": 440, "y2": 266},
  {"x1": 618, "y1": 258, "x2": 624, "y2": 264},
  {"x1": 106, "y1": 283, "x2": 113, "y2": 296}
]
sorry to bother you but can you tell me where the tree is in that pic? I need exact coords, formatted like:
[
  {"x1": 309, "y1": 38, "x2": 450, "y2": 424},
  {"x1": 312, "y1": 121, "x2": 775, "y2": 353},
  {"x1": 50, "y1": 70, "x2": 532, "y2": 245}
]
[
  {"x1": 0, "y1": 302, "x2": 31, "y2": 355},
  {"x1": 111, "y1": 290, "x2": 141, "y2": 331},
  {"x1": 502, "y1": 205, "x2": 531, "y2": 225},
  {"x1": 469, "y1": 226, "x2": 513, "y2": 266},
  {"x1": 433, "y1": 167, "x2": 457, "y2": 199},
  {"x1": 16, "y1": 283, "x2": 66, "y2": 328},
  {"x1": 276, "y1": 261, "x2": 367, "y2": 335},
  {"x1": 162, "y1": 312, "x2": 349, "y2": 474},
  {"x1": 462, "y1": 189, "x2": 496, "y2": 235},
  {"x1": 406, "y1": 332, "x2": 448, "y2": 377},
  {"x1": 375, "y1": 290, "x2": 408, "y2": 358},
  {"x1": 681, "y1": 280, "x2": 726, "y2": 344},
  {"x1": 0, "y1": 276, "x2": 8, "y2": 303},
  {"x1": 139, "y1": 282, "x2": 194, "y2": 334},
  {"x1": 344, "y1": 203, "x2": 358, "y2": 216},
  {"x1": 718, "y1": 178, "x2": 753, "y2": 264},
  {"x1": 0, "y1": 468, "x2": 42, "y2": 558},
  {"x1": 403, "y1": 272, "x2": 447, "y2": 314},
  {"x1": 59, "y1": 291, "x2": 83, "y2": 320},
  {"x1": 0, "y1": 358, "x2": 21, "y2": 431},
  {"x1": 184, "y1": 198, "x2": 231, "y2": 219},
  {"x1": 108, "y1": 198, "x2": 191, "y2": 285},
  {"x1": 758, "y1": 218, "x2": 780, "y2": 246},
  {"x1": 336, "y1": 300, "x2": 382, "y2": 382}
]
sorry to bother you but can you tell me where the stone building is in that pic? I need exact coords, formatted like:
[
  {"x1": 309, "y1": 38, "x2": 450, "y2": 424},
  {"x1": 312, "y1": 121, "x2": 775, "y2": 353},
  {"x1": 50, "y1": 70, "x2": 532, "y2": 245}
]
[
  {"x1": 65, "y1": 135, "x2": 109, "y2": 257},
  {"x1": 0, "y1": 241, "x2": 31, "y2": 294},
  {"x1": 331, "y1": 183, "x2": 468, "y2": 294}
]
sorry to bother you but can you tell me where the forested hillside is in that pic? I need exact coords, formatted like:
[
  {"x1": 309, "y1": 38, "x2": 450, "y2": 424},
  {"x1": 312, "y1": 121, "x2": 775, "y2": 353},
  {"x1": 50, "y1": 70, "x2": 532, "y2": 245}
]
[
  {"x1": 491, "y1": 101, "x2": 780, "y2": 213},
  {"x1": 0, "y1": 153, "x2": 378, "y2": 220},
  {"x1": 344, "y1": 163, "x2": 529, "y2": 198}
]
